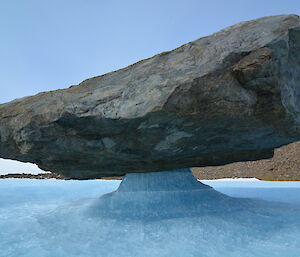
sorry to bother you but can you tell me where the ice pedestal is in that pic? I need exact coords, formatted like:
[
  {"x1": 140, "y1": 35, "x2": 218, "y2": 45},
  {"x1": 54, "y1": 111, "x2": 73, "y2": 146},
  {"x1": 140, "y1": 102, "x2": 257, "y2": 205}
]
[{"x1": 91, "y1": 168, "x2": 247, "y2": 220}]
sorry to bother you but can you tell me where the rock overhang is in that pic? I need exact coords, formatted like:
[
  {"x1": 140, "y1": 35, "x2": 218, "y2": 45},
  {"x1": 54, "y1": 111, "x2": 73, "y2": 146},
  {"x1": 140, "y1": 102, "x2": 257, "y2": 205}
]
[{"x1": 1, "y1": 14, "x2": 300, "y2": 178}]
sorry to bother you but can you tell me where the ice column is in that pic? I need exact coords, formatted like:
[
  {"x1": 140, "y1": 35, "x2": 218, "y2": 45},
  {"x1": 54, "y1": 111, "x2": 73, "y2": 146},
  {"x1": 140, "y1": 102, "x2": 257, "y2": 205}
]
[{"x1": 91, "y1": 168, "x2": 233, "y2": 220}]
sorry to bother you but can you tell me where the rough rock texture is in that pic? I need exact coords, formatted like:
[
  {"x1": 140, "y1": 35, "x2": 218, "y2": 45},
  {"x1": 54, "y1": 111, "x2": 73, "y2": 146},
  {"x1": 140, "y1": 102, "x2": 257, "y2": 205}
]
[
  {"x1": 193, "y1": 141, "x2": 300, "y2": 180},
  {"x1": 1, "y1": 15, "x2": 300, "y2": 179}
]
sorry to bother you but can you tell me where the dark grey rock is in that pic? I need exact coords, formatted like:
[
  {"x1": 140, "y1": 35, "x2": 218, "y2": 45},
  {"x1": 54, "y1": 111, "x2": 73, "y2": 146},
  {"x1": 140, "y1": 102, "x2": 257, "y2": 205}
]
[{"x1": 1, "y1": 14, "x2": 300, "y2": 178}]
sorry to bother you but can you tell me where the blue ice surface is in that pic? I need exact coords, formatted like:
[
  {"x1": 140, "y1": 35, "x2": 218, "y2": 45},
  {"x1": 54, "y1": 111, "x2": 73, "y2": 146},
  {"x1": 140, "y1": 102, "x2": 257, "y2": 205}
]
[{"x1": 0, "y1": 177, "x2": 300, "y2": 257}]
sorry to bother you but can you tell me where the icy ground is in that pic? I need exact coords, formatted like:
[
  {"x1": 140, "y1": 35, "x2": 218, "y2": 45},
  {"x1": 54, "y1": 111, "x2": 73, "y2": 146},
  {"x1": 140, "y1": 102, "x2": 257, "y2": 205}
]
[{"x1": 0, "y1": 177, "x2": 300, "y2": 257}]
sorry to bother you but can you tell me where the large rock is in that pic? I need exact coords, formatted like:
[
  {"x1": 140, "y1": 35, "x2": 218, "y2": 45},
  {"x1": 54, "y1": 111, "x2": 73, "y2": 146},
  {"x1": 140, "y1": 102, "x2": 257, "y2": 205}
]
[{"x1": 1, "y1": 15, "x2": 300, "y2": 179}]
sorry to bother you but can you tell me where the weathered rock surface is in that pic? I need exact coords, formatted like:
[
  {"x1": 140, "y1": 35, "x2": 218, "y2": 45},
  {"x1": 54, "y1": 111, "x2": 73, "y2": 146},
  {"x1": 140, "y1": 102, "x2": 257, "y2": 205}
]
[{"x1": 1, "y1": 15, "x2": 300, "y2": 178}]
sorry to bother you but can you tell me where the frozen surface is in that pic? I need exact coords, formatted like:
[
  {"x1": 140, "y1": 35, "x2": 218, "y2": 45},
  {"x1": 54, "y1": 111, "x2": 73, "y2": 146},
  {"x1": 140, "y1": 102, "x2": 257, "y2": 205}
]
[{"x1": 0, "y1": 170, "x2": 300, "y2": 257}]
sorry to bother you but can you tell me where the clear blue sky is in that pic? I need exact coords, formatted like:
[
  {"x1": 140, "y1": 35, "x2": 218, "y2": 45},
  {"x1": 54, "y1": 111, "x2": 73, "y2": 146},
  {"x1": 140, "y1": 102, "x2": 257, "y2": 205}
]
[{"x1": 0, "y1": 0, "x2": 300, "y2": 173}]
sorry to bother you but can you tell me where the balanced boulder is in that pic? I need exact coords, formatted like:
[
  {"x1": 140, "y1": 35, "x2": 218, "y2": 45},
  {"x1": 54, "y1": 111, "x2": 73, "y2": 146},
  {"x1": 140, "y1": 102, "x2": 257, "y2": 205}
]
[{"x1": 1, "y1": 15, "x2": 300, "y2": 178}]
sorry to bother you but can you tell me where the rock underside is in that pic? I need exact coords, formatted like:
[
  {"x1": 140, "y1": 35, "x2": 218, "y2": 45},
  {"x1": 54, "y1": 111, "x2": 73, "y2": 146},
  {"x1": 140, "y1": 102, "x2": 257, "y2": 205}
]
[{"x1": 1, "y1": 15, "x2": 300, "y2": 178}]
